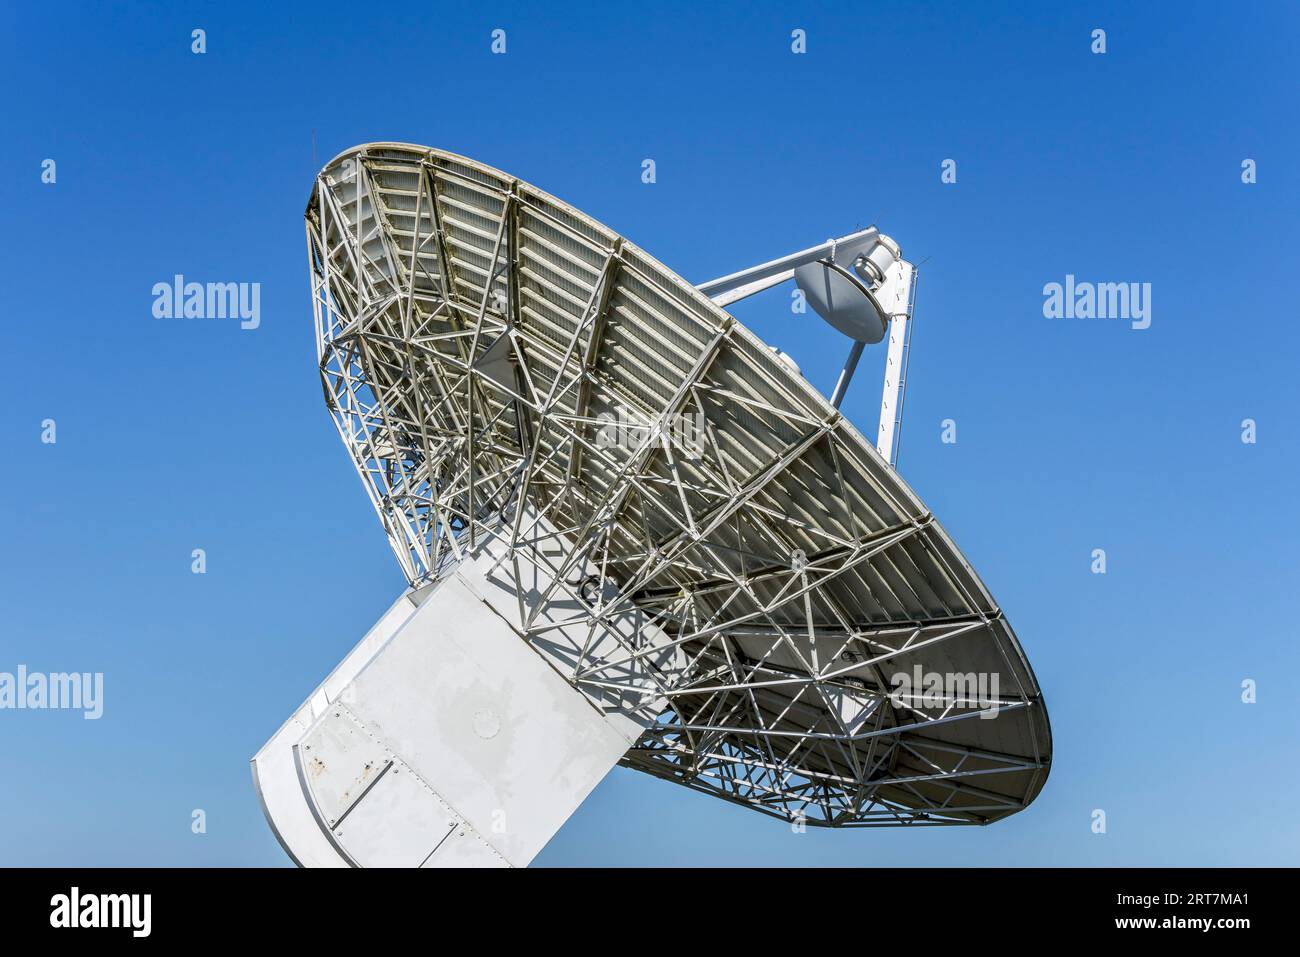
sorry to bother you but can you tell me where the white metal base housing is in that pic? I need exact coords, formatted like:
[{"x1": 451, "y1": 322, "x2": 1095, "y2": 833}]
[{"x1": 252, "y1": 541, "x2": 671, "y2": 868}]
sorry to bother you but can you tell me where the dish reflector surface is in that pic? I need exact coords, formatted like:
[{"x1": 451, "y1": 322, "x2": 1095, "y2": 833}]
[{"x1": 304, "y1": 143, "x2": 1051, "y2": 827}]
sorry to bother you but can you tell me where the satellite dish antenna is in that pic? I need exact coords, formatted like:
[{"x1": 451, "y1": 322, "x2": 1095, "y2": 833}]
[{"x1": 252, "y1": 144, "x2": 1051, "y2": 868}]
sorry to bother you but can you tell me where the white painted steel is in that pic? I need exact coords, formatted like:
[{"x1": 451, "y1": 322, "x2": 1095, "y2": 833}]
[
  {"x1": 875, "y1": 260, "x2": 915, "y2": 466},
  {"x1": 252, "y1": 590, "x2": 423, "y2": 867},
  {"x1": 697, "y1": 228, "x2": 878, "y2": 306},
  {"x1": 256, "y1": 519, "x2": 676, "y2": 868}
]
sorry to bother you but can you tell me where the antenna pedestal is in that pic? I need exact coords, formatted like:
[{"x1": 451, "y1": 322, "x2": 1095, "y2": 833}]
[
  {"x1": 253, "y1": 513, "x2": 682, "y2": 868},
  {"x1": 253, "y1": 575, "x2": 646, "y2": 867}
]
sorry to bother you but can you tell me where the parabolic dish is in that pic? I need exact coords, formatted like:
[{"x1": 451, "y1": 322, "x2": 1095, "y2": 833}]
[{"x1": 303, "y1": 143, "x2": 1051, "y2": 829}]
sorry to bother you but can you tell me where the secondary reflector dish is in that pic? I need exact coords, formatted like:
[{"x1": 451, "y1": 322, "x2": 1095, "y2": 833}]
[
  {"x1": 253, "y1": 143, "x2": 1051, "y2": 867},
  {"x1": 792, "y1": 232, "x2": 898, "y2": 343}
]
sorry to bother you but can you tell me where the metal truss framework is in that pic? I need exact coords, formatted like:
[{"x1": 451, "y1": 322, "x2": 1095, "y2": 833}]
[{"x1": 305, "y1": 143, "x2": 1051, "y2": 828}]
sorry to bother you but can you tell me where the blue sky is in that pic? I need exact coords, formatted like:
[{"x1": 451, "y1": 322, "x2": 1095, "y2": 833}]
[{"x1": 1, "y1": 0, "x2": 1297, "y2": 866}]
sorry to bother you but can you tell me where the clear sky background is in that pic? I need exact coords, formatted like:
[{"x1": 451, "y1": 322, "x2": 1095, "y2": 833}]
[{"x1": 2, "y1": 1, "x2": 1297, "y2": 866}]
